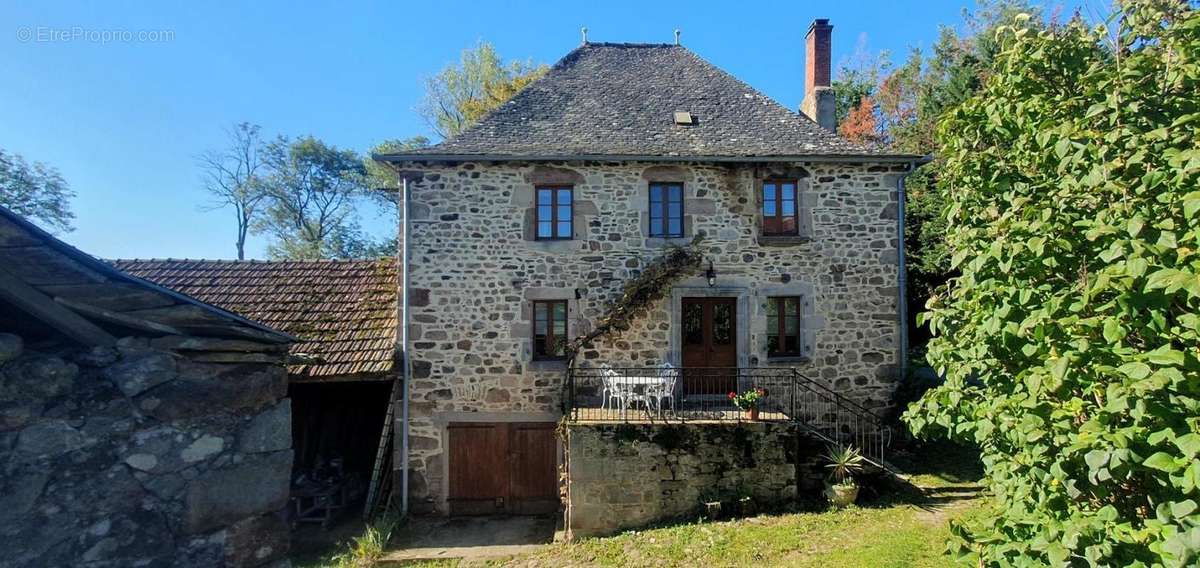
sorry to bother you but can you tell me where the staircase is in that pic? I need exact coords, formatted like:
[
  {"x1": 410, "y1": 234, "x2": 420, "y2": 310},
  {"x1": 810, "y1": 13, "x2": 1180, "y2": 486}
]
[{"x1": 778, "y1": 370, "x2": 897, "y2": 473}]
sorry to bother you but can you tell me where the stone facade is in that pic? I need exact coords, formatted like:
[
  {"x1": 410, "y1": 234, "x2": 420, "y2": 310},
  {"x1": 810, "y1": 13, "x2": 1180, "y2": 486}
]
[
  {"x1": 0, "y1": 332, "x2": 292, "y2": 567},
  {"x1": 398, "y1": 159, "x2": 904, "y2": 512},
  {"x1": 565, "y1": 421, "x2": 827, "y2": 537}
]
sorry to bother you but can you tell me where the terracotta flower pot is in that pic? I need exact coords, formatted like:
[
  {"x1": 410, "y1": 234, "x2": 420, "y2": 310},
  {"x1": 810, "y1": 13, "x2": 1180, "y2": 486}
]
[
  {"x1": 824, "y1": 482, "x2": 859, "y2": 508},
  {"x1": 749, "y1": 407, "x2": 759, "y2": 421}
]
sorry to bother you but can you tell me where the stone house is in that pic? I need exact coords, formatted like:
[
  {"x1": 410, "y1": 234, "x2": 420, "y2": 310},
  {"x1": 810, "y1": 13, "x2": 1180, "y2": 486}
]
[
  {"x1": 0, "y1": 205, "x2": 295, "y2": 566},
  {"x1": 376, "y1": 18, "x2": 926, "y2": 527}
]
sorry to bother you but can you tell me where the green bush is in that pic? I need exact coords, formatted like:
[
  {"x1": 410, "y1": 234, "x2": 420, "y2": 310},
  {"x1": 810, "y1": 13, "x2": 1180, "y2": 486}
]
[
  {"x1": 330, "y1": 514, "x2": 400, "y2": 568},
  {"x1": 903, "y1": 2, "x2": 1200, "y2": 566}
]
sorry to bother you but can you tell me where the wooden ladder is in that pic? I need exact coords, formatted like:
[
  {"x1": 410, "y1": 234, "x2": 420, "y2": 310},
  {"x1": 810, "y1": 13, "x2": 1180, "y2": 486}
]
[{"x1": 363, "y1": 378, "x2": 400, "y2": 520}]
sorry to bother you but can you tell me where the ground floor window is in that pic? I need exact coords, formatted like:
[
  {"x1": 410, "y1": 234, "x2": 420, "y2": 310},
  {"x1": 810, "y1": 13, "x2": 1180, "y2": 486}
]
[
  {"x1": 767, "y1": 296, "x2": 802, "y2": 357},
  {"x1": 533, "y1": 300, "x2": 568, "y2": 360}
]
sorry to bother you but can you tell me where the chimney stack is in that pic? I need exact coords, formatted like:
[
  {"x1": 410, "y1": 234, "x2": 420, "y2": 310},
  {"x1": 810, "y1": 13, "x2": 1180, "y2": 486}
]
[{"x1": 801, "y1": 19, "x2": 836, "y2": 132}]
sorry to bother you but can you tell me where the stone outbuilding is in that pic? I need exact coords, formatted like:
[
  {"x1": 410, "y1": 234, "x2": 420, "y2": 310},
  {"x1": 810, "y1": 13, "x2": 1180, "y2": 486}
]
[
  {"x1": 112, "y1": 258, "x2": 401, "y2": 515},
  {"x1": 0, "y1": 206, "x2": 295, "y2": 566}
]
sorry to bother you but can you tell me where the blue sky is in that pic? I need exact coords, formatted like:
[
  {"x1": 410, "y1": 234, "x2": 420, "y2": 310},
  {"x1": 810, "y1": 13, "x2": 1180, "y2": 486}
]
[{"x1": 1, "y1": 1, "x2": 1073, "y2": 259}]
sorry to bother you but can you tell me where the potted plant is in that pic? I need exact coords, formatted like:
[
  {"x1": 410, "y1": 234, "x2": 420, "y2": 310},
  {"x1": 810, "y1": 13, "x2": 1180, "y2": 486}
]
[
  {"x1": 737, "y1": 495, "x2": 756, "y2": 517},
  {"x1": 822, "y1": 445, "x2": 865, "y2": 508},
  {"x1": 728, "y1": 387, "x2": 766, "y2": 420}
]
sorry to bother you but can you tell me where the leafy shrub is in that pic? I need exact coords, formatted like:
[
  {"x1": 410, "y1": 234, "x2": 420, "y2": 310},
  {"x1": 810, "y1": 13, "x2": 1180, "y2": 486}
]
[{"x1": 904, "y1": 2, "x2": 1200, "y2": 566}]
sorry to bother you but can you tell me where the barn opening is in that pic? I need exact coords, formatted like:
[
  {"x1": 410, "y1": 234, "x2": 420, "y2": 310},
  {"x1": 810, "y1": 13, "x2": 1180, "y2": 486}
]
[{"x1": 289, "y1": 380, "x2": 393, "y2": 513}]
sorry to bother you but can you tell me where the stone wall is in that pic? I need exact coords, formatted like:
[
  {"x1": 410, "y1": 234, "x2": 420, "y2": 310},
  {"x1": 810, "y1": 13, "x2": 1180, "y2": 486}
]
[
  {"x1": 0, "y1": 332, "x2": 292, "y2": 567},
  {"x1": 398, "y1": 160, "x2": 904, "y2": 511},
  {"x1": 565, "y1": 421, "x2": 826, "y2": 538}
]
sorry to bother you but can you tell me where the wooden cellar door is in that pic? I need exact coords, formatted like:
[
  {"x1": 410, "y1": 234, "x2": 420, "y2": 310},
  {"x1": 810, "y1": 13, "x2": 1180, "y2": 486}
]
[{"x1": 447, "y1": 422, "x2": 557, "y2": 516}]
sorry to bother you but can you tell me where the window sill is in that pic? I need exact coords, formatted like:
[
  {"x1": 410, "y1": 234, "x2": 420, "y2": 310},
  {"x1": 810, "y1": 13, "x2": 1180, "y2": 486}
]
[
  {"x1": 529, "y1": 359, "x2": 568, "y2": 371},
  {"x1": 527, "y1": 239, "x2": 581, "y2": 253},
  {"x1": 757, "y1": 235, "x2": 812, "y2": 247},
  {"x1": 765, "y1": 355, "x2": 812, "y2": 365},
  {"x1": 644, "y1": 235, "x2": 692, "y2": 247}
]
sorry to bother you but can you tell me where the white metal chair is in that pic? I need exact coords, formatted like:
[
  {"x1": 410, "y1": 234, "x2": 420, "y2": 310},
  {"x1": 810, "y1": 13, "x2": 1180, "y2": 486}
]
[
  {"x1": 599, "y1": 364, "x2": 615, "y2": 410},
  {"x1": 600, "y1": 365, "x2": 635, "y2": 412},
  {"x1": 645, "y1": 362, "x2": 678, "y2": 415}
]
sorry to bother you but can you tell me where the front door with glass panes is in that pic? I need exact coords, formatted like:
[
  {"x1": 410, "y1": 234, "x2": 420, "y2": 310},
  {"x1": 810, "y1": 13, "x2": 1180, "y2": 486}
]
[{"x1": 680, "y1": 297, "x2": 737, "y2": 395}]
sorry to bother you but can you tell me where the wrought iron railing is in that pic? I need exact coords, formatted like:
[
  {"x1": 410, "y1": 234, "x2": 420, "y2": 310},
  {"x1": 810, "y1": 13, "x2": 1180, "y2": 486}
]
[{"x1": 565, "y1": 366, "x2": 893, "y2": 468}]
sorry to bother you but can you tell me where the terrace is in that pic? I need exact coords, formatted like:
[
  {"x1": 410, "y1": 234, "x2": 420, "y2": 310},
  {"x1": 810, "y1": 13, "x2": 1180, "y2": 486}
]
[{"x1": 564, "y1": 366, "x2": 894, "y2": 467}]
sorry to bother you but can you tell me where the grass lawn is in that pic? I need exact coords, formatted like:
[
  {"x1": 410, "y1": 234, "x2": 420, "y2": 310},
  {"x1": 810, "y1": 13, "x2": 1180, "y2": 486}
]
[
  {"x1": 513, "y1": 502, "x2": 981, "y2": 568},
  {"x1": 303, "y1": 441, "x2": 984, "y2": 567},
  {"x1": 508, "y1": 441, "x2": 984, "y2": 568}
]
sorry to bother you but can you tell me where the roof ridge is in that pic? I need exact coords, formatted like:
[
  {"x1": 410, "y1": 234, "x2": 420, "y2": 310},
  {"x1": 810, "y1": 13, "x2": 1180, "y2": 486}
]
[
  {"x1": 581, "y1": 42, "x2": 678, "y2": 48},
  {"x1": 110, "y1": 257, "x2": 393, "y2": 264}
]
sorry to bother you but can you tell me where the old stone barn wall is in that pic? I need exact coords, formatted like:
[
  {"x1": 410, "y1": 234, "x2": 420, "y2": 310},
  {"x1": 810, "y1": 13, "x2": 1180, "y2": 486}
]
[
  {"x1": 0, "y1": 333, "x2": 291, "y2": 567},
  {"x1": 398, "y1": 160, "x2": 904, "y2": 512},
  {"x1": 565, "y1": 422, "x2": 826, "y2": 538}
]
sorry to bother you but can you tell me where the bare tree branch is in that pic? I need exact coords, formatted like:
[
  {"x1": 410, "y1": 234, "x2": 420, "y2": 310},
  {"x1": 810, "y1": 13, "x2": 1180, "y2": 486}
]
[{"x1": 196, "y1": 122, "x2": 267, "y2": 259}]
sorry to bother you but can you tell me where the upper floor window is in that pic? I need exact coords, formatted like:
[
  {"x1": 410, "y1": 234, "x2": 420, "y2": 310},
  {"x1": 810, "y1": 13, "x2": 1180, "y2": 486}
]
[
  {"x1": 536, "y1": 187, "x2": 573, "y2": 240},
  {"x1": 533, "y1": 300, "x2": 568, "y2": 360},
  {"x1": 762, "y1": 180, "x2": 799, "y2": 236},
  {"x1": 766, "y1": 296, "x2": 802, "y2": 357},
  {"x1": 648, "y1": 182, "x2": 684, "y2": 238}
]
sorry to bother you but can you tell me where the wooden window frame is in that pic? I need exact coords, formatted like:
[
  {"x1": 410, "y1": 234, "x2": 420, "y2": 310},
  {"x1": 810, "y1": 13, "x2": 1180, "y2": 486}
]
[
  {"x1": 534, "y1": 186, "x2": 574, "y2": 240},
  {"x1": 766, "y1": 296, "x2": 803, "y2": 357},
  {"x1": 648, "y1": 182, "x2": 685, "y2": 238},
  {"x1": 761, "y1": 179, "x2": 800, "y2": 236},
  {"x1": 532, "y1": 300, "x2": 568, "y2": 361}
]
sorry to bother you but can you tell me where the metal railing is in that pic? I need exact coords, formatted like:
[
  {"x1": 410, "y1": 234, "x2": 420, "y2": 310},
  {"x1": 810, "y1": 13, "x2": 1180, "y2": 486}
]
[{"x1": 565, "y1": 366, "x2": 893, "y2": 468}]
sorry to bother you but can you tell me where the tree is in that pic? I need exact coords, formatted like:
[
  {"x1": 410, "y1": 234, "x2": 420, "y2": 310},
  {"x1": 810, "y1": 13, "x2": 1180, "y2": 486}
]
[
  {"x1": 905, "y1": 2, "x2": 1200, "y2": 564},
  {"x1": 0, "y1": 149, "x2": 75, "y2": 233},
  {"x1": 838, "y1": 95, "x2": 883, "y2": 146},
  {"x1": 364, "y1": 136, "x2": 429, "y2": 214},
  {"x1": 197, "y1": 122, "x2": 268, "y2": 260},
  {"x1": 256, "y1": 135, "x2": 371, "y2": 260},
  {"x1": 418, "y1": 42, "x2": 547, "y2": 139},
  {"x1": 365, "y1": 136, "x2": 429, "y2": 192},
  {"x1": 830, "y1": 1, "x2": 1044, "y2": 351},
  {"x1": 831, "y1": 36, "x2": 890, "y2": 129}
]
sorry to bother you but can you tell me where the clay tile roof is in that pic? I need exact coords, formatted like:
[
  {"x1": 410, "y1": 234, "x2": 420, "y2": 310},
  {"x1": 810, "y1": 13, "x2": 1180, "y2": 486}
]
[
  {"x1": 110, "y1": 258, "x2": 397, "y2": 380},
  {"x1": 381, "y1": 43, "x2": 920, "y2": 162}
]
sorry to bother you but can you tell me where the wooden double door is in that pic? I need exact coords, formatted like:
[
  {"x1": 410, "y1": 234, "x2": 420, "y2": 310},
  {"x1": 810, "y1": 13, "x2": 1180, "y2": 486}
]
[
  {"x1": 446, "y1": 422, "x2": 558, "y2": 516},
  {"x1": 680, "y1": 297, "x2": 738, "y2": 395}
]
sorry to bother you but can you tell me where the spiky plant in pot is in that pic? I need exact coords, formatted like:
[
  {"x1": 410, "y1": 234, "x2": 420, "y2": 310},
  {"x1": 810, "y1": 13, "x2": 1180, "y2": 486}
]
[{"x1": 822, "y1": 444, "x2": 865, "y2": 508}]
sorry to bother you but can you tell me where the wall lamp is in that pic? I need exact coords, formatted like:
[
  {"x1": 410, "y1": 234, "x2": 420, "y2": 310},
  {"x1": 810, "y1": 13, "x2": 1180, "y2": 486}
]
[{"x1": 706, "y1": 260, "x2": 717, "y2": 287}]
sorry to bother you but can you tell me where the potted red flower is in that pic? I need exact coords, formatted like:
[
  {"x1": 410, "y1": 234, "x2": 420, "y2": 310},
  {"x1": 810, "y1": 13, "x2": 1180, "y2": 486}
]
[{"x1": 729, "y1": 388, "x2": 766, "y2": 420}]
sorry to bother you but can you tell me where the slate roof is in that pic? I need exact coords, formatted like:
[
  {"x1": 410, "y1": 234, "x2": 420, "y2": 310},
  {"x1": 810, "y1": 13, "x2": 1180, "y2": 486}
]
[
  {"x1": 382, "y1": 43, "x2": 918, "y2": 162},
  {"x1": 111, "y1": 258, "x2": 397, "y2": 380}
]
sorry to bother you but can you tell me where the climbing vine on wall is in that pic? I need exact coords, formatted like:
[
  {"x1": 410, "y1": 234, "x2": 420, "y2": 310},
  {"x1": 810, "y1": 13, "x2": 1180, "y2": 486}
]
[{"x1": 565, "y1": 235, "x2": 705, "y2": 368}]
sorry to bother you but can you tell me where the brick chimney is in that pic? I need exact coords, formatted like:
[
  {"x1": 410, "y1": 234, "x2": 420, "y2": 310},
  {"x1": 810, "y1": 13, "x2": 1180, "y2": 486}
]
[{"x1": 800, "y1": 18, "x2": 836, "y2": 132}]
